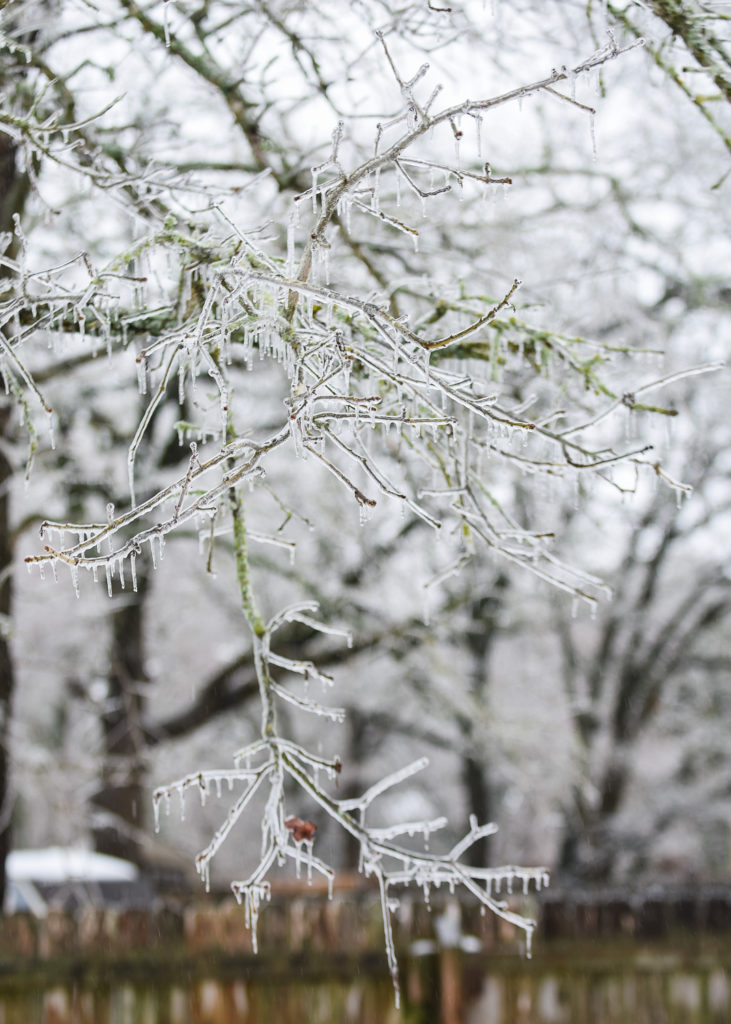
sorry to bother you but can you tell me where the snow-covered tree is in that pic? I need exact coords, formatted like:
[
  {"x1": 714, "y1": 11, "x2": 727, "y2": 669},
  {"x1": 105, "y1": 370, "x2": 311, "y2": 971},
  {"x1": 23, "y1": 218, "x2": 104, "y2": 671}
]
[{"x1": 2, "y1": 0, "x2": 728, "y2": 998}]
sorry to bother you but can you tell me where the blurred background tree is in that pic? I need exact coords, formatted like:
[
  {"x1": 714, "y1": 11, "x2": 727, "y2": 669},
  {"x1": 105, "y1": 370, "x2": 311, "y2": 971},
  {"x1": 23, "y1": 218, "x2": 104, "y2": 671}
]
[{"x1": 0, "y1": 0, "x2": 728, "y2": 915}]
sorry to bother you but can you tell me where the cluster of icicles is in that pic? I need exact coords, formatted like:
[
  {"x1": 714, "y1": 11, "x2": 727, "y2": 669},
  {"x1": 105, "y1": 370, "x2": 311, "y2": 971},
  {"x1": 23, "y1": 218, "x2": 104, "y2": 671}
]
[
  {"x1": 153, "y1": 736, "x2": 549, "y2": 1008},
  {"x1": 28, "y1": 520, "x2": 170, "y2": 598}
]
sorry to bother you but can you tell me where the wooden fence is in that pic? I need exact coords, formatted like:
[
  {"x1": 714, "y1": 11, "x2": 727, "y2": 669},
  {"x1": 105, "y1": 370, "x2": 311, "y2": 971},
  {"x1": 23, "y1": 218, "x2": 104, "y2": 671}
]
[{"x1": 0, "y1": 884, "x2": 727, "y2": 1023}]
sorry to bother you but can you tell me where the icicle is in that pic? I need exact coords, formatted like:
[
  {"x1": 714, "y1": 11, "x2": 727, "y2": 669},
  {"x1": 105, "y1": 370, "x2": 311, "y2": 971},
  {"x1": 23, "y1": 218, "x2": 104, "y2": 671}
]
[
  {"x1": 163, "y1": 0, "x2": 171, "y2": 48},
  {"x1": 136, "y1": 356, "x2": 147, "y2": 396},
  {"x1": 311, "y1": 168, "x2": 319, "y2": 214},
  {"x1": 286, "y1": 208, "x2": 296, "y2": 277},
  {"x1": 70, "y1": 563, "x2": 80, "y2": 599},
  {"x1": 105, "y1": 562, "x2": 113, "y2": 598},
  {"x1": 589, "y1": 112, "x2": 597, "y2": 161},
  {"x1": 322, "y1": 246, "x2": 330, "y2": 285},
  {"x1": 153, "y1": 795, "x2": 161, "y2": 834},
  {"x1": 118, "y1": 557, "x2": 125, "y2": 590},
  {"x1": 130, "y1": 553, "x2": 138, "y2": 592},
  {"x1": 358, "y1": 500, "x2": 375, "y2": 526},
  {"x1": 372, "y1": 169, "x2": 381, "y2": 213}
]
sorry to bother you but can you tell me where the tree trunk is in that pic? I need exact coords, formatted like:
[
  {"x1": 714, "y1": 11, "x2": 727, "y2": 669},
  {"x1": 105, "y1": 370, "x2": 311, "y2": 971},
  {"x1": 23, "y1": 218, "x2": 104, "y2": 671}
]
[
  {"x1": 91, "y1": 561, "x2": 150, "y2": 865},
  {"x1": 459, "y1": 581, "x2": 507, "y2": 866},
  {"x1": 558, "y1": 758, "x2": 630, "y2": 883},
  {"x1": 0, "y1": 405, "x2": 14, "y2": 908},
  {"x1": 460, "y1": 754, "x2": 492, "y2": 866},
  {"x1": 0, "y1": 128, "x2": 28, "y2": 906}
]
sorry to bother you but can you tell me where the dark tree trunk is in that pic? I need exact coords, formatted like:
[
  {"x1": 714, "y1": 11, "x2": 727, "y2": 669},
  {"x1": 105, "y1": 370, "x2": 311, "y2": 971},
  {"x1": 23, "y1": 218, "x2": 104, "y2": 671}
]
[
  {"x1": 460, "y1": 753, "x2": 492, "y2": 866},
  {"x1": 0, "y1": 406, "x2": 14, "y2": 908},
  {"x1": 558, "y1": 758, "x2": 630, "y2": 883},
  {"x1": 341, "y1": 709, "x2": 370, "y2": 871},
  {"x1": 459, "y1": 580, "x2": 507, "y2": 866},
  {"x1": 91, "y1": 561, "x2": 150, "y2": 865},
  {"x1": 0, "y1": 126, "x2": 29, "y2": 907}
]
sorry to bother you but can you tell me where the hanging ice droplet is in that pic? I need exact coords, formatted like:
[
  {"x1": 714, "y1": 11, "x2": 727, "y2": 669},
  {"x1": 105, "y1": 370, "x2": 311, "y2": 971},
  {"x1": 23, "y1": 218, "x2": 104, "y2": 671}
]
[
  {"x1": 475, "y1": 114, "x2": 483, "y2": 160},
  {"x1": 286, "y1": 208, "x2": 296, "y2": 277},
  {"x1": 358, "y1": 500, "x2": 375, "y2": 526},
  {"x1": 70, "y1": 563, "x2": 80, "y2": 599},
  {"x1": 137, "y1": 357, "x2": 147, "y2": 396},
  {"x1": 163, "y1": 0, "x2": 171, "y2": 48},
  {"x1": 311, "y1": 168, "x2": 318, "y2": 214}
]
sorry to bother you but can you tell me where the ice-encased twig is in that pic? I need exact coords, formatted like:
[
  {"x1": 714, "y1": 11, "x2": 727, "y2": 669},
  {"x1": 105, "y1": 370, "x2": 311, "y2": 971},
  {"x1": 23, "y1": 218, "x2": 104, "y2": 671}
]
[
  {"x1": 270, "y1": 681, "x2": 346, "y2": 722},
  {"x1": 194, "y1": 768, "x2": 271, "y2": 892},
  {"x1": 268, "y1": 652, "x2": 335, "y2": 688},
  {"x1": 369, "y1": 816, "x2": 448, "y2": 841},
  {"x1": 449, "y1": 815, "x2": 499, "y2": 861},
  {"x1": 338, "y1": 757, "x2": 429, "y2": 812}
]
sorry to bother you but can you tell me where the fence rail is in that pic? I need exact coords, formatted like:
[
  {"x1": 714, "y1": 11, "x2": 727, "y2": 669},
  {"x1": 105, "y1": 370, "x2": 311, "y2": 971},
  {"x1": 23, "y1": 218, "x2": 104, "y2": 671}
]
[{"x1": 0, "y1": 885, "x2": 728, "y2": 1023}]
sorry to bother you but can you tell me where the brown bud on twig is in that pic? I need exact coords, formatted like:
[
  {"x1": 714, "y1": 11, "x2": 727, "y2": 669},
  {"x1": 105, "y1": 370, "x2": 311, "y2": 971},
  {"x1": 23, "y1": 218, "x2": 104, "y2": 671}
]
[{"x1": 285, "y1": 816, "x2": 317, "y2": 842}]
